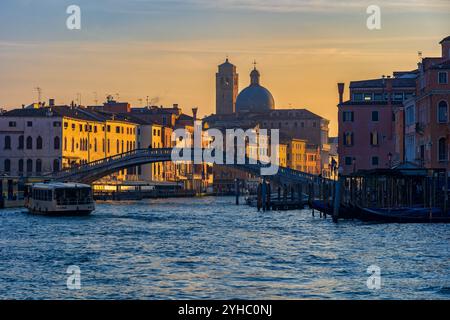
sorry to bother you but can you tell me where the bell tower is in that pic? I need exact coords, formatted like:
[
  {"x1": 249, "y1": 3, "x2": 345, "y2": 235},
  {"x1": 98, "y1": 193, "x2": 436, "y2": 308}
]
[{"x1": 216, "y1": 58, "x2": 238, "y2": 115}]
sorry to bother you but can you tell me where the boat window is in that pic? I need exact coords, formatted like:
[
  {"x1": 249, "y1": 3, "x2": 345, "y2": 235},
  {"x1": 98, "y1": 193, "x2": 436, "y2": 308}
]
[{"x1": 55, "y1": 187, "x2": 93, "y2": 205}]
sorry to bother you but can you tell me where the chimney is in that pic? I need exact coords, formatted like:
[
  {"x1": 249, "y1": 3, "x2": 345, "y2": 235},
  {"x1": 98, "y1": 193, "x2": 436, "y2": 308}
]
[
  {"x1": 338, "y1": 83, "x2": 345, "y2": 104},
  {"x1": 192, "y1": 107, "x2": 198, "y2": 121}
]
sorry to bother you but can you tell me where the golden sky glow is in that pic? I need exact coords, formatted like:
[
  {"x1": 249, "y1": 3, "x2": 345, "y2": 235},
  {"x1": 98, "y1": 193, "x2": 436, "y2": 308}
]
[{"x1": 0, "y1": 1, "x2": 449, "y2": 135}]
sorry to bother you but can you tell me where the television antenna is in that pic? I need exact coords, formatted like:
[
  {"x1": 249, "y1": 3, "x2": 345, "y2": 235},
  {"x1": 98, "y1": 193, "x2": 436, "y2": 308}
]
[{"x1": 35, "y1": 87, "x2": 42, "y2": 103}]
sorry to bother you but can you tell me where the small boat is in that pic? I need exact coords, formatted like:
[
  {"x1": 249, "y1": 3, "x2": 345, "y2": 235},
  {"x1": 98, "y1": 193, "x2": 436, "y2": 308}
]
[
  {"x1": 358, "y1": 206, "x2": 450, "y2": 223},
  {"x1": 310, "y1": 200, "x2": 359, "y2": 219},
  {"x1": 26, "y1": 182, "x2": 95, "y2": 216}
]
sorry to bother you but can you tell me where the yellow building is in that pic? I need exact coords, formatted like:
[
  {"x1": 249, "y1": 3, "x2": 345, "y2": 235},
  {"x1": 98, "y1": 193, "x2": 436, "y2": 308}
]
[
  {"x1": 306, "y1": 145, "x2": 321, "y2": 175},
  {"x1": 60, "y1": 108, "x2": 139, "y2": 182},
  {"x1": 283, "y1": 138, "x2": 307, "y2": 171},
  {"x1": 278, "y1": 143, "x2": 287, "y2": 168}
]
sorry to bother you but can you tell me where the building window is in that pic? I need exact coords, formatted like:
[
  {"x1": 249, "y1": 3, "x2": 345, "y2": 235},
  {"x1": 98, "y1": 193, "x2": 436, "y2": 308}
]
[
  {"x1": 374, "y1": 93, "x2": 384, "y2": 101},
  {"x1": 371, "y1": 111, "x2": 379, "y2": 122},
  {"x1": 36, "y1": 136, "x2": 43, "y2": 150},
  {"x1": 4, "y1": 136, "x2": 11, "y2": 150},
  {"x1": 353, "y1": 93, "x2": 363, "y2": 101},
  {"x1": 26, "y1": 136, "x2": 33, "y2": 150},
  {"x1": 4, "y1": 159, "x2": 11, "y2": 173},
  {"x1": 36, "y1": 159, "x2": 42, "y2": 174},
  {"x1": 393, "y1": 93, "x2": 404, "y2": 101},
  {"x1": 18, "y1": 159, "x2": 24, "y2": 174},
  {"x1": 54, "y1": 137, "x2": 60, "y2": 150},
  {"x1": 53, "y1": 159, "x2": 60, "y2": 172},
  {"x1": 364, "y1": 93, "x2": 373, "y2": 101},
  {"x1": 343, "y1": 132, "x2": 354, "y2": 146},
  {"x1": 343, "y1": 111, "x2": 354, "y2": 122},
  {"x1": 438, "y1": 138, "x2": 447, "y2": 162},
  {"x1": 18, "y1": 135, "x2": 24, "y2": 150},
  {"x1": 438, "y1": 72, "x2": 448, "y2": 84},
  {"x1": 9, "y1": 121, "x2": 17, "y2": 127},
  {"x1": 372, "y1": 157, "x2": 379, "y2": 166},
  {"x1": 94, "y1": 138, "x2": 97, "y2": 152},
  {"x1": 438, "y1": 101, "x2": 448, "y2": 123},
  {"x1": 53, "y1": 121, "x2": 61, "y2": 127},
  {"x1": 370, "y1": 132, "x2": 379, "y2": 146},
  {"x1": 27, "y1": 121, "x2": 33, "y2": 127},
  {"x1": 26, "y1": 159, "x2": 33, "y2": 173},
  {"x1": 345, "y1": 157, "x2": 353, "y2": 166},
  {"x1": 405, "y1": 105, "x2": 415, "y2": 126}
]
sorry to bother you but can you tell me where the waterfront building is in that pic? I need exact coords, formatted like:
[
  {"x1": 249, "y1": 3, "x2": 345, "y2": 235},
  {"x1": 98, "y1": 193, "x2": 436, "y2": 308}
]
[
  {"x1": 337, "y1": 72, "x2": 417, "y2": 175},
  {"x1": 400, "y1": 37, "x2": 450, "y2": 169},
  {"x1": 282, "y1": 136, "x2": 307, "y2": 172},
  {"x1": 305, "y1": 145, "x2": 321, "y2": 175},
  {"x1": 0, "y1": 104, "x2": 139, "y2": 181},
  {"x1": 338, "y1": 36, "x2": 450, "y2": 174}
]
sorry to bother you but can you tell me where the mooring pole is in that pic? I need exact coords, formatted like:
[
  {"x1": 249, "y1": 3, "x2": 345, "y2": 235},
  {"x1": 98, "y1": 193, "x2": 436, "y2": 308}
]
[
  {"x1": 333, "y1": 168, "x2": 344, "y2": 223},
  {"x1": 235, "y1": 178, "x2": 240, "y2": 205},
  {"x1": 262, "y1": 177, "x2": 267, "y2": 212},
  {"x1": 444, "y1": 170, "x2": 448, "y2": 214}
]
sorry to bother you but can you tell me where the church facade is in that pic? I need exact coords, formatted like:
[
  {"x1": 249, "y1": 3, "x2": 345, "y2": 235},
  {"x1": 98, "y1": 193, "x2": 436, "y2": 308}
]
[{"x1": 206, "y1": 59, "x2": 331, "y2": 186}]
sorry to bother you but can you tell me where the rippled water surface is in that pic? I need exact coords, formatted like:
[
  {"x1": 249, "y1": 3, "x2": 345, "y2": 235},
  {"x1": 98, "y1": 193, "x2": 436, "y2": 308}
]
[{"x1": 0, "y1": 197, "x2": 449, "y2": 299}]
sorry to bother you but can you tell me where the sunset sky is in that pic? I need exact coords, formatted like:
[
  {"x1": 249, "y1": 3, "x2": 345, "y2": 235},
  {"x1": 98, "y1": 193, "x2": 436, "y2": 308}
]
[{"x1": 1, "y1": 0, "x2": 449, "y2": 135}]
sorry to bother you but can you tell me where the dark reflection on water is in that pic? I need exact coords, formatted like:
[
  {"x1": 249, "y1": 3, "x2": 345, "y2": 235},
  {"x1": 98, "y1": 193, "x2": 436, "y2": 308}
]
[{"x1": 0, "y1": 197, "x2": 448, "y2": 299}]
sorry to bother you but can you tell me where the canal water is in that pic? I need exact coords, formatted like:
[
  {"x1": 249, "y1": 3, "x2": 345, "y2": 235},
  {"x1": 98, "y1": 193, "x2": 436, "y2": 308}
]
[{"x1": 0, "y1": 197, "x2": 449, "y2": 300}]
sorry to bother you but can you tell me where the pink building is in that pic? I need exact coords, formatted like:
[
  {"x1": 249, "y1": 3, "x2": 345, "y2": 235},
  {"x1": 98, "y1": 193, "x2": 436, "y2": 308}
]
[
  {"x1": 338, "y1": 72, "x2": 417, "y2": 174},
  {"x1": 402, "y1": 37, "x2": 450, "y2": 169}
]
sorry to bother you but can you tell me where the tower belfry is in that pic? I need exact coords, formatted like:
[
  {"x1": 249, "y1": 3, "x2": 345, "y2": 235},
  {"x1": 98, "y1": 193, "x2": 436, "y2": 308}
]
[{"x1": 216, "y1": 58, "x2": 239, "y2": 115}]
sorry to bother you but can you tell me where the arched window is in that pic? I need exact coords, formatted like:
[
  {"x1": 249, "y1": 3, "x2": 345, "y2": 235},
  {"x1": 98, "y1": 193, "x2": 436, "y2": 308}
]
[
  {"x1": 64, "y1": 137, "x2": 67, "y2": 151},
  {"x1": 18, "y1": 159, "x2": 24, "y2": 174},
  {"x1": 116, "y1": 140, "x2": 120, "y2": 154},
  {"x1": 94, "y1": 138, "x2": 97, "y2": 152},
  {"x1": 71, "y1": 138, "x2": 74, "y2": 152},
  {"x1": 4, "y1": 136, "x2": 11, "y2": 150},
  {"x1": 36, "y1": 159, "x2": 42, "y2": 174},
  {"x1": 80, "y1": 138, "x2": 83, "y2": 151},
  {"x1": 438, "y1": 138, "x2": 447, "y2": 161},
  {"x1": 438, "y1": 101, "x2": 448, "y2": 123},
  {"x1": 26, "y1": 136, "x2": 33, "y2": 150},
  {"x1": 54, "y1": 136, "x2": 60, "y2": 150},
  {"x1": 26, "y1": 159, "x2": 33, "y2": 174},
  {"x1": 4, "y1": 159, "x2": 11, "y2": 173},
  {"x1": 36, "y1": 136, "x2": 43, "y2": 150},
  {"x1": 53, "y1": 159, "x2": 60, "y2": 172},
  {"x1": 18, "y1": 135, "x2": 24, "y2": 150}
]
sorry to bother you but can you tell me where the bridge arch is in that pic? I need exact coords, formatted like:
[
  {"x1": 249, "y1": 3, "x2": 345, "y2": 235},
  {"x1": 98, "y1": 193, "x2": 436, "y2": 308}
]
[{"x1": 49, "y1": 148, "x2": 321, "y2": 185}]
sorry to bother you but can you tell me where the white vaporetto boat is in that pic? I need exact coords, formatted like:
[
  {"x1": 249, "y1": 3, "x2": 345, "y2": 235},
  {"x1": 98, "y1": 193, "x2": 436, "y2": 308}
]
[{"x1": 26, "y1": 182, "x2": 95, "y2": 216}]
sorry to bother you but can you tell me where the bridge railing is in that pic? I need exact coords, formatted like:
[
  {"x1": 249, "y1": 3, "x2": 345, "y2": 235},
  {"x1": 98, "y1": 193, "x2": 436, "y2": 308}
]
[
  {"x1": 48, "y1": 147, "x2": 327, "y2": 183},
  {"x1": 49, "y1": 148, "x2": 174, "y2": 178}
]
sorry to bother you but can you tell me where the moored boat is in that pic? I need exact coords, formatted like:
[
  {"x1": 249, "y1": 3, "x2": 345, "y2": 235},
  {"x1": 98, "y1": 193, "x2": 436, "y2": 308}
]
[
  {"x1": 26, "y1": 182, "x2": 95, "y2": 216},
  {"x1": 358, "y1": 206, "x2": 450, "y2": 223}
]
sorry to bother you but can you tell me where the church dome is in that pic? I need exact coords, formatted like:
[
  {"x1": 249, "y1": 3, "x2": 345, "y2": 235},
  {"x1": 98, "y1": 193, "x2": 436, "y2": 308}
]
[{"x1": 236, "y1": 67, "x2": 275, "y2": 113}]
